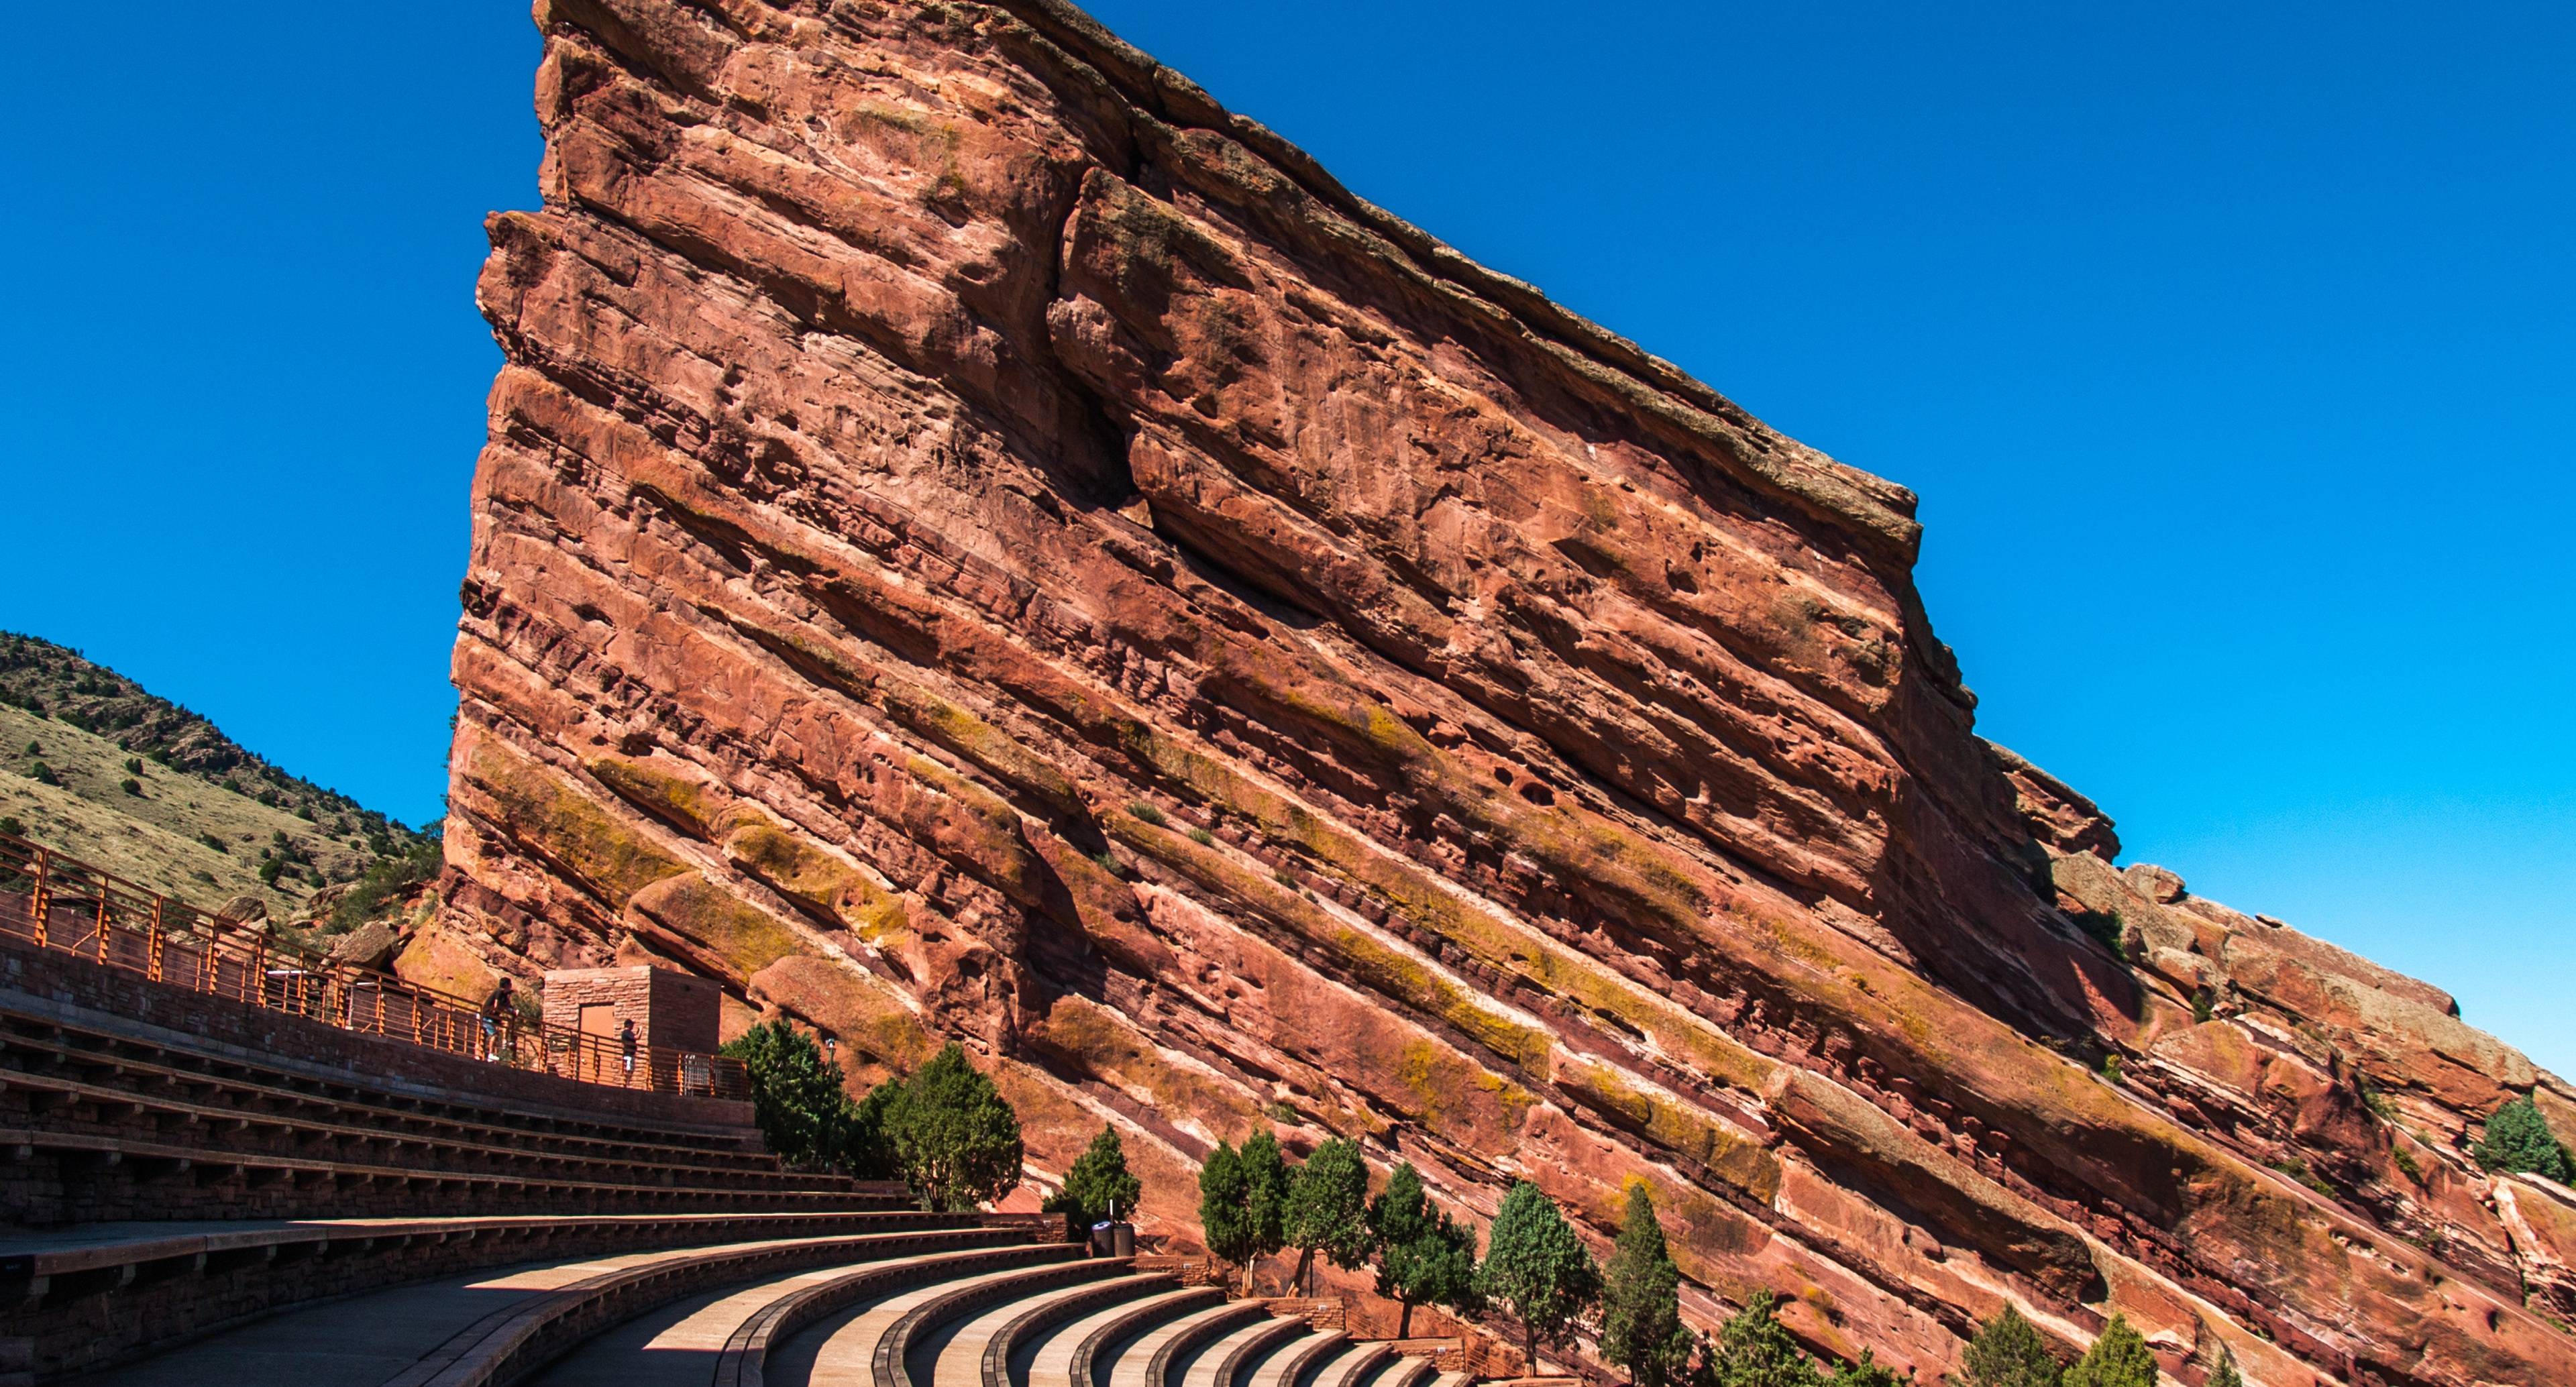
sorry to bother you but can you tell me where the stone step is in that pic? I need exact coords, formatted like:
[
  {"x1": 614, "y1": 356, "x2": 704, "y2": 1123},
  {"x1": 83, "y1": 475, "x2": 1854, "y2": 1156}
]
[
  {"x1": 1240, "y1": 1327, "x2": 1346, "y2": 1387},
  {"x1": 1026, "y1": 1285, "x2": 1222, "y2": 1387}
]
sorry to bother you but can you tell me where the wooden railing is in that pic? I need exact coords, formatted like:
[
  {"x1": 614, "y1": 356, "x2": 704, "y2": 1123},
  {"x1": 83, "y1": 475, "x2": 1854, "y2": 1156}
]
[{"x1": 0, "y1": 832, "x2": 747, "y2": 1099}]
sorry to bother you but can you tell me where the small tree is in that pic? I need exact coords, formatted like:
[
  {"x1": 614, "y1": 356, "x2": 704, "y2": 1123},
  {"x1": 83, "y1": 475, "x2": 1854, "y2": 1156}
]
[
  {"x1": 1369, "y1": 1162, "x2": 1482, "y2": 1337},
  {"x1": 2206, "y1": 1347, "x2": 2243, "y2": 1387},
  {"x1": 1959, "y1": 1305, "x2": 2062, "y2": 1387},
  {"x1": 1477, "y1": 1181, "x2": 1603, "y2": 1372},
  {"x1": 2061, "y1": 1313, "x2": 2155, "y2": 1387},
  {"x1": 1239, "y1": 1128, "x2": 1294, "y2": 1292},
  {"x1": 1602, "y1": 1184, "x2": 1691, "y2": 1387},
  {"x1": 1046, "y1": 1125, "x2": 1143, "y2": 1228},
  {"x1": 844, "y1": 1076, "x2": 902, "y2": 1180},
  {"x1": 721, "y1": 1020, "x2": 852, "y2": 1170},
  {"x1": 2475, "y1": 1095, "x2": 2574, "y2": 1182},
  {"x1": 1201, "y1": 1140, "x2": 1254, "y2": 1278},
  {"x1": 885, "y1": 1041, "x2": 1023, "y2": 1211},
  {"x1": 1283, "y1": 1136, "x2": 1375, "y2": 1294},
  {"x1": 1700, "y1": 1290, "x2": 1821, "y2": 1387},
  {"x1": 1822, "y1": 1351, "x2": 1902, "y2": 1387}
]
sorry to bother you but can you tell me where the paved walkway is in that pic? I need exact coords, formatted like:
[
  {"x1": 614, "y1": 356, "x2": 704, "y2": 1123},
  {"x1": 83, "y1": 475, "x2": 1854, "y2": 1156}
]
[{"x1": 83, "y1": 1250, "x2": 653, "y2": 1387}]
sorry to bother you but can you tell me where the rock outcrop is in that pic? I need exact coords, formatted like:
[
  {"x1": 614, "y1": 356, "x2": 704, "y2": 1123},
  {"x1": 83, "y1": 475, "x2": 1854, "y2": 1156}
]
[{"x1": 437, "y1": 3, "x2": 2576, "y2": 1383}]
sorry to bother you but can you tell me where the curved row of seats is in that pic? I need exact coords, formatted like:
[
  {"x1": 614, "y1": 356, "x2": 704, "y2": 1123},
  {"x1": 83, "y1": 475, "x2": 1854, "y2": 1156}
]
[
  {"x1": 85, "y1": 1230, "x2": 1467, "y2": 1387},
  {"x1": 1, "y1": 1005, "x2": 895, "y2": 1223}
]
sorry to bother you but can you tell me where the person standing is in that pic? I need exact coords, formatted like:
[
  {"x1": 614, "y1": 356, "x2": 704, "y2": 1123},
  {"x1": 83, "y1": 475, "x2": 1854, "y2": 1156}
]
[
  {"x1": 479, "y1": 977, "x2": 515, "y2": 1062},
  {"x1": 619, "y1": 1017, "x2": 638, "y2": 1086}
]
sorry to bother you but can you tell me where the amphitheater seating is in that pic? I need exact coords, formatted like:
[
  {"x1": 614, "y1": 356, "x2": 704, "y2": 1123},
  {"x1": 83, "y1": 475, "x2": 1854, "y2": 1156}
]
[
  {"x1": 0, "y1": 903, "x2": 1452, "y2": 1387},
  {"x1": 63, "y1": 1222, "x2": 1469, "y2": 1387}
]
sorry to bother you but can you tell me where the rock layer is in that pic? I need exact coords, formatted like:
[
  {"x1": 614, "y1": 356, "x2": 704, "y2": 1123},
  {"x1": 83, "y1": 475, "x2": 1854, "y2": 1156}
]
[{"x1": 439, "y1": 3, "x2": 2576, "y2": 1383}]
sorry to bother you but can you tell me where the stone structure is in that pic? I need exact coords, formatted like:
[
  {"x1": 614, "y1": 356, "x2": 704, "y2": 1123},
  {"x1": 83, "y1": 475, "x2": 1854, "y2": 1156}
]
[
  {"x1": 430, "y1": 3, "x2": 2576, "y2": 1384},
  {"x1": 543, "y1": 964, "x2": 722, "y2": 1053}
]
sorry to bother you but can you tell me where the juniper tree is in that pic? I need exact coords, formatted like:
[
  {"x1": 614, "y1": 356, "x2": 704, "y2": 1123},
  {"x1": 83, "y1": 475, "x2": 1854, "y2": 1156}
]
[
  {"x1": 1959, "y1": 1305, "x2": 2063, "y2": 1387},
  {"x1": 2061, "y1": 1313, "x2": 2156, "y2": 1387},
  {"x1": 1200, "y1": 1140, "x2": 1252, "y2": 1278},
  {"x1": 1821, "y1": 1350, "x2": 1902, "y2": 1387},
  {"x1": 1283, "y1": 1136, "x2": 1375, "y2": 1294},
  {"x1": 1601, "y1": 1184, "x2": 1692, "y2": 1387},
  {"x1": 1368, "y1": 1162, "x2": 1482, "y2": 1337},
  {"x1": 1045, "y1": 1125, "x2": 1142, "y2": 1227},
  {"x1": 1477, "y1": 1181, "x2": 1602, "y2": 1372},
  {"x1": 2474, "y1": 1095, "x2": 2574, "y2": 1182},
  {"x1": 721, "y1": 1021, "x2": 855, "y2": 1170},
  {"x1": 2206, "y1": 1346, "x2": 2243, "y2": 1387},
  {"x1": 1222, "y1": 1129, "x2": 1295, "y2": 1293},
  {"x1": 884, "y1": 1041, "x2": 1023, "y2": 1211},
  {"x1": 1699, "y1": 1292, "x2": 1822, "y2": 1387}
]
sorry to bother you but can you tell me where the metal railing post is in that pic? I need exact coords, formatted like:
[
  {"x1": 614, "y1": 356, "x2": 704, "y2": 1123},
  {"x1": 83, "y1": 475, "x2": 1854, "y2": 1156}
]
[
  {"x1": 148, "y1": 898, "x2": 166, "y2": 981},
  {"x1": 30, "y1": 846, "x2": 49, "y2": 949}
]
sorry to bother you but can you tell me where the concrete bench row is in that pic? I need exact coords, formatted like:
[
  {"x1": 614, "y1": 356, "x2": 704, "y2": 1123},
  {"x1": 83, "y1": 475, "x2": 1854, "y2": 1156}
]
[
  {"x1": 1, "y1": 1009, "x2": 898, "y2": 1223},
  {"x1": 9, "y1": 1215, "x2": 1022, "y2": 1380},
  {"x1": 72, "y1": 1225, "x2": 1474, "y2": 1387},
  {"x1": 0, "y1": 1010, "x2": 804, "y2": 1168}
]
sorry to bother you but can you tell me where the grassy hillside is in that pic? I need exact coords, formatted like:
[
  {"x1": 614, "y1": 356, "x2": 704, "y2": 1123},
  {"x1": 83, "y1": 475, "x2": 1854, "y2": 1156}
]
[{"x1": 0, "y1": 631, "x2": 437, "y2": 924}]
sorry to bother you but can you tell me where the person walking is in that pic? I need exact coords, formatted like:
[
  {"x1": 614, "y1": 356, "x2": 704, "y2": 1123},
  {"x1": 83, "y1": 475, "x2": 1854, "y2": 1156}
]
[
  {"x1": 619, "y1": 1017, "x2": 638, "y2": 1086},
  {"x1": 479, "y1": 977, "x2": 515, "y2": 1062}
]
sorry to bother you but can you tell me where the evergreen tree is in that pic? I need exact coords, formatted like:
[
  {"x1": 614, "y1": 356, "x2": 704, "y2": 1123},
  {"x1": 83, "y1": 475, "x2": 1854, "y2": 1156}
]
[
  {"x1": 843, "y1": 1077, "x2": 902, "y2": 1180},
  {"x1": 1602, "y1": 1184, "x2": 1692, "y2": 1387},
  {"x1": 1283, "y1": 1136, "x2": 1375, "y2": 1294},
  {"x1": 1045, "y1": 1125, "x2": 1142, "y2": 1227},
  {"x1": 1822, "y1": 1350, "x2": 1902, "y2": 1387},
  {"x1": 1201, "y1": 1141, "x2": 1255, "y2": 1278},
  {"x1": 2061, "y1": 1314, "x2": 2157, "y2": 1387},
  {"x1": 1703, "y1": 1292, "x2": 1822, "y2": 1387},
  {"x1": 720, "y1": 1020, "x2": 853, "y2": 1170},
  {"x1": 1368, "y1": 1162, "x2": 1482, "y2": 1337},
  {"x1": 1477, "y1": 1180, "x2": 1603, "y2": 1372},
  {"x1": 883, "y1": 1041, "x2": 1024, "y2": 1211},
  {"x1": 2206, "y1": 1347, "x2": 2243, "y2": 1387},
  {"x1": 1960, "y1": 1305, "x2": 2063, "y2": 1387},
  {"x1": 1233, "y1": 1128, "x2": 1294, "y2": 1292},
  {"x1": 2474, "y1": 1095, "x2": 2574, "y2": 1182}
]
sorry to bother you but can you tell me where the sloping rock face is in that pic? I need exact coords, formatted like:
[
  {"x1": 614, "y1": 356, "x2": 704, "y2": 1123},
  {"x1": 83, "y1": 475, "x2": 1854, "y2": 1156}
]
[{"x1": 440, "y1": 3, "x2": 2576, "y2": 1382}]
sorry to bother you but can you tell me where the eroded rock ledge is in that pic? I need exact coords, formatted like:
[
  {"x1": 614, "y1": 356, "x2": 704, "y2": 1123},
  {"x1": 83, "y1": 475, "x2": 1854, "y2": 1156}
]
[{"x1": 434, "y1": 3, "x2": 2576, "y2": 1383}]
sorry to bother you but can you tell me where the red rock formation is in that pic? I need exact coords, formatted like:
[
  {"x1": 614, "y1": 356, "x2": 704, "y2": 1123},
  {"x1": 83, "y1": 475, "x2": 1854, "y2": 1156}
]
[{"x1": 435, "y1": 3, "x2": 2576, "y2": 1382}]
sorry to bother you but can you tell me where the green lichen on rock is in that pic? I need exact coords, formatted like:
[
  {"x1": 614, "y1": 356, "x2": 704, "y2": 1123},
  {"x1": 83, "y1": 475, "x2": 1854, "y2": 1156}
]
[
  {"x1": 1558, "y1": 1058, "x2": 1782, "y2": 1203},
  {"x1": 584, "y1": 755, "x2": 716, "y2": 838},
  {"x1": 1035, "y1": 995, "x2": 1261, "y2": 1132},
  {"x1": 629, "y1": 870, "x2": 808, "y2": 985},
  {"x1": 721, "y1": 814, "x2": 908, "y2": 942},
  {"x1": 469, "y1": 740, "x2": 688, "y2": 906}
]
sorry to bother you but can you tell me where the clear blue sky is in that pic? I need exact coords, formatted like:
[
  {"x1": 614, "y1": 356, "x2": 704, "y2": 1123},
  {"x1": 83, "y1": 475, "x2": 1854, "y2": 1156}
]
[{"x1": 1, "y1": 4, "x2": 2566, "y2": 1072}]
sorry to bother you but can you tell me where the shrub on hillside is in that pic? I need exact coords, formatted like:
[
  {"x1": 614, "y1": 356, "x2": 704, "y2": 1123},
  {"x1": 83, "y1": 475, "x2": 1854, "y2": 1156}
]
[
  {"x1": 329, "y1": 837, "x2": 441, "y2": 932},
  {"x1": 2475, "y1": 1095, "x2": 2573, "y2": 1182}
]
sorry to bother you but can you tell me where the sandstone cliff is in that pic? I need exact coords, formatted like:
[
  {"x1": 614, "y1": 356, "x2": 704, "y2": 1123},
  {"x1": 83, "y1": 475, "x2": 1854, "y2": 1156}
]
[{"x1": 437, "y1": 3, "x2": 2576, "y2": 1382}]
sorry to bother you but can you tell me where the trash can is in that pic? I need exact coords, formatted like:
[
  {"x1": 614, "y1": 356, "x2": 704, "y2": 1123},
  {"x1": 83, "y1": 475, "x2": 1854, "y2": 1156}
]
[{"x1": 1089, "y1": 1220, "x2": 1136, "y2": 1258}]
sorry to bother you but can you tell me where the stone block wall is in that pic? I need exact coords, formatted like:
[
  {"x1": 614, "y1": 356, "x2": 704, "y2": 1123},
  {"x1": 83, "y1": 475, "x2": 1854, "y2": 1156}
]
[{"x1": 541, "y1": 965, "x2": 722, "y2": 1052}]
